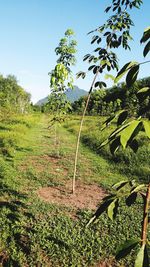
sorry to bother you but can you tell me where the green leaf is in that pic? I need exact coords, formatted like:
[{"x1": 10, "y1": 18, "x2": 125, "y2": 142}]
[
  {"x1": 140, "y1": 27, "x2": 150, "y2": 43},
  {"x1": 100, "y1": 59, "x2": 107, "y2": 66},
  {"x1": 116, "y1": 239, "x2": 139, "y2": 260},
  {"x1": 94, "y1": 47, "x2": 101, "y2": 52},
  {"x1": 93, "y1": 66, "x2": 99, "y2": 74},
  {"x1": 131, "y1": 184, "x2": 145, "y2": 193},
  {"x1": 143, "y1": 120, "x2": 150, "y2": 138},
  {"x1": 107, "y1": 199, "x2": 118, "y2": 220},
  {"x1": 91, "y1": 35, "x2": 99, "y2": 44},
  {"x1": 95, "y1": 81, "x2": 107, "y2": 88},
  {"x1": 86, "y1": 197, "x2": 114, "y2": 226},
  {"x1": 126, "y1": 65, "x2": 139, "y2": 87},
  {"x1": 138, "y1": 87, "x2": 150, "y2": 94},
  {"x1": 103, "y1": 115, "x2": 116, "y2": 126},
  {"x1": 105, "y1": 6, "x2": 111, "y2": 13},
  {"x1": 76, "y1": 71, "x2": 86, "y2": 79},
  {"x1": 88, "y1": 65, "x2": 95, "y2": 71},
  {"x1": 120, "y1": 120, "x2": 141, "y2": 149},
  {"x1": 83, "y1": 54, "x2": 91, "y2": 61},
  {"x1": 99, "y1": 138, "x2": 110, "y2": 148},
  {"x1": 97, "y1": 37, "x2": 102, "y2": 44},
  {"x1": 117, "y1": 110, "x2": 128, "y2": 126},
  {"x1": 98, "y1": 81, "x2": 107, "y2": 88},
  {"x1": 101, "y1": 115, "x2": 116, "y2": 131},
  {"x1": 143, "y1": 246, "x2": 149, "y2": 266},
  {"x1": 110, "y1": 137, "x2": 120, "y2": 155},
  {"x1": 129, "y1": 139, "x2": 139, "y2": 153},
  {"x1": 109, "y1": 122, "x2": 131, "y2": 139},
  {"x1": 143, "y1": 40, "x2": 150, "y2": 57},
  {"x1": 104, "y1": 73, "x2": 115, "y2": 81},
  {"x1": 112, "y1": 180, "x2": 128, "y2": 191},
  {"x1": 135, "y1": 244, "x2": 145, "y2": 267},
  {"x1": 137, "y1": 87, "x2": 150, "y2": 101},
  {"x1": 115, "y1": 61, "x2": 138, "y2": 84},
  {"x1": 126, "y1": 192, "x2": 137, "y2": 206}
]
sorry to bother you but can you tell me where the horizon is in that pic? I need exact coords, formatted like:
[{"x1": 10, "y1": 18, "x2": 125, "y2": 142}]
[{"x1": 35, "y1": 74, "x2": 150, "y2": 105}]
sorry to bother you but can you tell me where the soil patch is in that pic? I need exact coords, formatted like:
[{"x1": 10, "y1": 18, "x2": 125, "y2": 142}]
[
  {"x1": 19, "y1": 154, "x2": 60, "y2": 173},
  {"x1": 37, "y1": 180, "x2": 106, "y2": 210}
]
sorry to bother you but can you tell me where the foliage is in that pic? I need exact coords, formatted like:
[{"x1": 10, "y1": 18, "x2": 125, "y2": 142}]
[
  {"x1": 64, "y1": 116, "x2": 150, "y2": 185},
  {"x1": 88, "y1": 179, "x2": 150, "y2": 266},
  {"x1": 72, "y1": 0, "x2": 143, "y2": 194},
  {"x1": 0, "y1": 74, "x2": 31, "y2": 118},
  {"x1": 98, "y1": 24, "x2": 150, "y2": 157},
  {"x1": 47, "y1": 29, "x2": 77, "y2": 158},
  {"x1": 72, "y1": 76, "x2": 150, "y2": 117},
  {"x1": 48, "y1": 64, "x2": 70, "y2": 123},
  {"x1": 48, "y1": 29, "x2": 77, "y2": 124},
  {"x1": 77, "y1": 0, "x2": 143, "y2": 84},
  {"x1": 85, "y1": 1, "x2": 150, "y2": 266},
  {"x1": 55, "y1": 28, "x2": 77, "y2": 71}
]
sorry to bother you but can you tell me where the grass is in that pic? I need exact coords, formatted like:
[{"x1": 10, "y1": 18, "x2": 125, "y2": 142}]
[
  {"x1": 64, "y1": 115, "x2": 150, "y2": 185},
  {"x1": 0, "y1": 114, "x2": 149, "y2": 266}
]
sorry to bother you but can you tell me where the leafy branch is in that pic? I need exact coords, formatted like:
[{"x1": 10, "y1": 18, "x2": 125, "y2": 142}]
[
  {"x1": 88, "y1": 19, "x2": 150, "y2": 266},
  {"x1": 72, "y1": 0, "x2": 142, "y2": 193}
]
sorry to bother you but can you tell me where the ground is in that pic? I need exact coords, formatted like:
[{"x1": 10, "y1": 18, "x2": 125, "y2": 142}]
[
  {"x1": 1, "y1": 115, "x2": 143, "y2": 266},
  {"x1": 38, "y1": 180, "x2": 106, "y2": 210}
]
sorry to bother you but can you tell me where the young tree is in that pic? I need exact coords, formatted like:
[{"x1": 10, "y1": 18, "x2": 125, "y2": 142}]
[
  {"x1": 87, "y1": 1, "x2": 150, "y2": 266},
  {"x1": 72, "y1": 0, "x2": 143, "y2": 193},
  {"x1": 48, "y1": 29, "x2": 77, "y2": 156}
]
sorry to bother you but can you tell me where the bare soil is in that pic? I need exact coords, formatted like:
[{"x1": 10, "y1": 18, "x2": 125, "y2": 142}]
[{"x1": 37, "y1": 180, "x2": 106, "y2": 210}]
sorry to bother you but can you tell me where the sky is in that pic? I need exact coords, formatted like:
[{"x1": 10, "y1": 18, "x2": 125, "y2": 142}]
[{"x1": 0, "y1": 0, "x2": 149, "y2": 103}]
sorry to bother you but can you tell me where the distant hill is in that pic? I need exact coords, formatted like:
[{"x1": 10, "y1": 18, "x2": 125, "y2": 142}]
[
  {"x1": 36, "y1": 96, "x2": 48, "y2": 106},
  {"x1": 36, "y1": 86, "x2": 88, "y2": 106}
]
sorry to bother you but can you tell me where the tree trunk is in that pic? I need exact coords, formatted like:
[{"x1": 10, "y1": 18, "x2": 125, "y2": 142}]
[
  {"x1": 72, "y1": 70, "x2": 100, "y2": 193},
  {"x1": 141, "y1": 183, "x2": 150, "y2": 246}
]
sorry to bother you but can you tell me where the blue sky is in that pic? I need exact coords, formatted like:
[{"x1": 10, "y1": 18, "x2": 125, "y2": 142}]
[{"x1": 0, "y1": 0, "x2": 149, "y2": 103}]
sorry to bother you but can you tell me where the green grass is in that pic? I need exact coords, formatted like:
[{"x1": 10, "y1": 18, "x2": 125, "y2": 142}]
[
  {"x1": 64, "y1": 115, "x2": 150, "y2": 185},
  {"x1": 0, "y1": 114, "x2": 149, "y2": 266}
]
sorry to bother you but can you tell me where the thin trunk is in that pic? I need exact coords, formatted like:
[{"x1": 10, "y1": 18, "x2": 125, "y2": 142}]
[
  {"x1": 54, "y1": 123, "x2": 57, "y2": 148},
  {"x1": 57, "y1": 124, "x2": 60, "y2": 158},
  {"x1": 54, "y1": 123, "x2": 59, "y2": 158},
  {"x1": 72, "y1": 70, "x2": 100, "y2": 193},
  {"x1": 141, "y1": 183, "x2": 150, "y2": 246}
]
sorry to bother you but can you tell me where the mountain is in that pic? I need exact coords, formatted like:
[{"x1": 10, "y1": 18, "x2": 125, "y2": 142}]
[
  {"x1": 36, "y1": 86, "x2": 88, "y2": 106},
  {"x1": 36, "y1": 96, "x2": 48, "y2": 106},
  {"x1": 65, "y1": 86, "x2": 88, "y2": 102}
]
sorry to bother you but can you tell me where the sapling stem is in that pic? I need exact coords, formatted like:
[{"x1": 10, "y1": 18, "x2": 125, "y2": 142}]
[
  {"x1": 72, "y1": 69, "x2": 100, "y2": 193},
  {"x1": 141, "y1": 183, "x2": 150, "y2": 246}
]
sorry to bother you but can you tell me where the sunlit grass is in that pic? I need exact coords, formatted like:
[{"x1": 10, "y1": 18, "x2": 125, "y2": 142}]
[{"x1": 0, "y1": 114, "x2": 149, "y2": 266}]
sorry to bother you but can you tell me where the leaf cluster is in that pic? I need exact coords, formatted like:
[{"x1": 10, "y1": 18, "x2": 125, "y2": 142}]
[
  {"x1": 77, "y1": 0, "x2": 142, "y2": 92},
  {"x1": 105, "y1": 0, "x2": 143, "y2": 14},
  {"x1": 100, "y1": 25, "x2": 150, "y2": 155},
  {"x1": 87, "y1": 179, "x2": 149, "y2": 266},
  {"x1": 87, "y1": 180, "x2": 145, "y2": 224},
  {"x1": 48, "y1": 29, "x2": 77, "y2": 121},
  {"x1": 101, "y1": 110, "x2": 150, "y2": 155},
  {"x1": 55, "y1": 29, "x2": 77, "y2": 71}
]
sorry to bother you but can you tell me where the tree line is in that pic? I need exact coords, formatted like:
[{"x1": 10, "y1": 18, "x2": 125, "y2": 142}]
[
  {"x1": 71, "y1": 76, "x2": 150, "y2": 118},
  {"x1": 0, "y1": 74, "x2": 31, "y2": 118}
]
